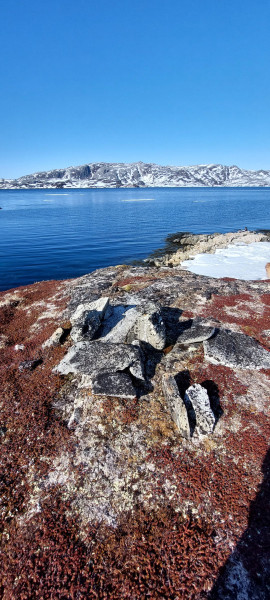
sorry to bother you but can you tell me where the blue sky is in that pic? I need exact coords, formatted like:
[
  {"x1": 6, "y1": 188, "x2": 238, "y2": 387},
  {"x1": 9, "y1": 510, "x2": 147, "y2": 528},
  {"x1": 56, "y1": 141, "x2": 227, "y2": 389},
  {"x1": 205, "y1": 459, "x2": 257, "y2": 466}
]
[{"x1": 1, "y1": 0, "x2": 270, "y2": 178}]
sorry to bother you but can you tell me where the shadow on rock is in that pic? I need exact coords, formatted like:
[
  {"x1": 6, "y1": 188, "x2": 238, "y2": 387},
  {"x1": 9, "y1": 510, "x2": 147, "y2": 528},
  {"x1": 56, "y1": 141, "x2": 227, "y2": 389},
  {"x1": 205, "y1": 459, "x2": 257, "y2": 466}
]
[{"x1": 160, "y1": 306, "x2": 184, "y2": 345}]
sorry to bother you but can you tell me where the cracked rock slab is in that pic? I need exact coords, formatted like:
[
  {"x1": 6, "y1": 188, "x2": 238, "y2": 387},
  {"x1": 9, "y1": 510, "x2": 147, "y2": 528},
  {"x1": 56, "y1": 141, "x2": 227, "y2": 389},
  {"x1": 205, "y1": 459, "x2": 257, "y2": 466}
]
[
  {"x1": 204, "y1": 329, "x2": 270, "y2": 370},
  {"x1": 54, "y1": 341, "x2": 145, "y2": 381},
  {"x1": 162, "y1": 374, "x2": 190, "y2": 439},
  {"x1": 92, "y1": 372, "x2": 136, "y2": 398},
  {"x1": 184, "y1": 384, "x2": 215, "y2": 436}
]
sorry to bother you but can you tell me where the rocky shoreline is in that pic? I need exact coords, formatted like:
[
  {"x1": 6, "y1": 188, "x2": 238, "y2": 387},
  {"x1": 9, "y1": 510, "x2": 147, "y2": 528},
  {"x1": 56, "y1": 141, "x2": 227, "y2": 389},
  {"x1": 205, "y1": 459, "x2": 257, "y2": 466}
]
[
  {"x1": 144, "y1": 228, "x2": 270, "y2": 268},
  {"x1": 0, "y1": 232, "x2": 270, "y2": 599}
]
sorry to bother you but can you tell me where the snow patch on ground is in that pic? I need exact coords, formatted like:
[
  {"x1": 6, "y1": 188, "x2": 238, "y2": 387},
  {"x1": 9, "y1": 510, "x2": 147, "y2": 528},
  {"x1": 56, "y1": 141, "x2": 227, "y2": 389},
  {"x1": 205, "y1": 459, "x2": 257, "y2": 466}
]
[{"x1": 181, "y1": 242, "x2": 270, "y2": 280}]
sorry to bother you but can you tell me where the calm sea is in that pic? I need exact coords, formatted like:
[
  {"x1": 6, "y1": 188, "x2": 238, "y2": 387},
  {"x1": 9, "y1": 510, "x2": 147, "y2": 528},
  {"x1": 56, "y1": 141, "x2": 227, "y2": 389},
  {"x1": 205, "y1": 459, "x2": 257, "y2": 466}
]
[{"x1": 0, "y1": 187, "x2": 269, "y2": 291}]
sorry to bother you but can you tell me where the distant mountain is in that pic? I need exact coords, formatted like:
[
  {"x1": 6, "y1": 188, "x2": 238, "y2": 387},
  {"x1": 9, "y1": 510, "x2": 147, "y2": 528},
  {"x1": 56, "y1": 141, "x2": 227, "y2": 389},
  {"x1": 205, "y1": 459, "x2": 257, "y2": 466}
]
[{"x1": 1, "y1": 161, "x2": 270, "y2": 189}]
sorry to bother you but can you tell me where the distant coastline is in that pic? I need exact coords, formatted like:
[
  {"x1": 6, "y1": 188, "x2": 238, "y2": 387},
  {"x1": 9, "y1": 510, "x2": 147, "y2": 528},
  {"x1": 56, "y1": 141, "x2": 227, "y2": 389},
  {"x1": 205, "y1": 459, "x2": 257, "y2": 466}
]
[{"x1": 1, "y1": 161, "x2": 270, "y2": 189}]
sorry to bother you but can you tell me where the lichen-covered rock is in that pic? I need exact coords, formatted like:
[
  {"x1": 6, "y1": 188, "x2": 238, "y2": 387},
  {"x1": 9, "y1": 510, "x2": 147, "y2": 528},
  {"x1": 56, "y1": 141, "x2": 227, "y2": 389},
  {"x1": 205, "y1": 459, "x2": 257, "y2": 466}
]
[
  {"x1": 176, "y1": 319, "x2": 215, "y2": 345},
  {"x1": 127, "y1": 301, "x2": 166, "y2": 349},
  {"x1": 204, "y1": 329, "x2": 270, "y2": 370},
  {"x1": 92, "y1": 372, "x2": 136, "y2": 398},
  {"x1": 54, "y1": 340, "x2": 145, "y2": 380},
  {"x1": 70, "y1": 297, "x2": 109, "y2": 342},
  {"x1": 184, "y1": 383, "x2": 215, "y2": 436},
  {"x1": 162, "y1": 374, "x2": 190, "y2": 439}
]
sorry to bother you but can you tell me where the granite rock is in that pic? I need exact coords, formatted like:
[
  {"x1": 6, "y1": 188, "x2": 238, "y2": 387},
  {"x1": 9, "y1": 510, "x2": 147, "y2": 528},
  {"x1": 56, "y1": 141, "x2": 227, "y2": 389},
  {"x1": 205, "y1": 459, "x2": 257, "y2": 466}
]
[{"x1": 127, "y1": 301, "x2": 166, "y2": 350}]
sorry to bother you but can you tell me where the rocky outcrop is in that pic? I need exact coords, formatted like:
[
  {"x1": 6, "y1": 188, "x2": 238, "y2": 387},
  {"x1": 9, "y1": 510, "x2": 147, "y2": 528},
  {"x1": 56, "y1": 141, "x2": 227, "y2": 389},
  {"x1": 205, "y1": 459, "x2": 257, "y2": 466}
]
[{"x1": 0, "y1": 256, "x2": 269, "y2": 599}]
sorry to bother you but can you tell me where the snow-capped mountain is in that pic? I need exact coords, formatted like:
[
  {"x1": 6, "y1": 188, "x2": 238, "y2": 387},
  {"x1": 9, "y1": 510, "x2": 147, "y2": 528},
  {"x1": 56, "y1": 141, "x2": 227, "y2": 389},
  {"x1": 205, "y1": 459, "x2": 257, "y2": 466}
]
[{"x1": 1, "y1": 161, "x2": 270, "y2": 189}]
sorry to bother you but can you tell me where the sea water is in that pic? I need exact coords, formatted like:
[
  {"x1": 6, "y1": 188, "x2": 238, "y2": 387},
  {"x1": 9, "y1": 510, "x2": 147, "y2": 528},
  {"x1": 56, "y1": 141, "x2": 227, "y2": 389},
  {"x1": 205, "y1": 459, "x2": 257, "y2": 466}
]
[{"x1": 0, "y1": 187, "x2": 269, "y2": 291}]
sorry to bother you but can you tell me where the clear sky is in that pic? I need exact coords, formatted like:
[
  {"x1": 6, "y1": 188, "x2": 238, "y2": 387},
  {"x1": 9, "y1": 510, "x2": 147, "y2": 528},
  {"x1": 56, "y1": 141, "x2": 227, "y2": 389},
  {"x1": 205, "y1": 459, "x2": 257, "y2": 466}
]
[{"x1": 1, "y1": 0, "x2": 270, "y2": 178}]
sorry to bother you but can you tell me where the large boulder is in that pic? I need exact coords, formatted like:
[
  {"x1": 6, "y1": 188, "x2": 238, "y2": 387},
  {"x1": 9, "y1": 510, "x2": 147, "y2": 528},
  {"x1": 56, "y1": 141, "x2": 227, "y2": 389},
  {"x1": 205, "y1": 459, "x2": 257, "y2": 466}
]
[
  {"x1": 127, "y1": 301, "x2": 166, "y2": 350},
  {"x1": 98, "y1": 301, "x2": 166, "y2": 350}
]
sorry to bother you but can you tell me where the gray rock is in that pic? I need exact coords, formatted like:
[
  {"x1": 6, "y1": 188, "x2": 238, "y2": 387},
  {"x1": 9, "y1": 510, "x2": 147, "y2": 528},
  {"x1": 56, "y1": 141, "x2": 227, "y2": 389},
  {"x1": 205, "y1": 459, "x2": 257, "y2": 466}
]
[
  {"x1": 204, "y1": 329, "x2": 270, "y2": 370},
  {"x1": 54, "y1": 341, "x2": 145, "y2": 381},
  {"x1": 92, "y1": 372, "x2": 136, "y2": 398},
  {"x1": 184, "y1": 384, "x2": 215, "y2": 436},
  {"x1": 70, "y1": 297, "x2": 109, "y2": 342},
  {"x1": 98, "y1": 301, "x2": 166, "y2": 350},
  {"x1": 162, "y1": 374, "x2": 190, "y2": 439},
  {"x1": 19, "y1": 358, "x2": 43, "y2": 371},
  {"x1": 99, "y1": 305, "x2": 139, "y2": 343},
  {"x1": 127, "y1": 301, "x2": 166, "y2": 350},
  {"x1": 176, "y1": 320, "x2": 215, "y2": 345}
]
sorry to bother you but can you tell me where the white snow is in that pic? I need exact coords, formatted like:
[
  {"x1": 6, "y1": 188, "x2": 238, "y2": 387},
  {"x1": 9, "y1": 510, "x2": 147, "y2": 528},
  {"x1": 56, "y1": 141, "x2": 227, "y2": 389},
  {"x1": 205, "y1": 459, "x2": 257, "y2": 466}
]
[{"x1": 181, "y1": 242, "x2": 270, "y2": 280}]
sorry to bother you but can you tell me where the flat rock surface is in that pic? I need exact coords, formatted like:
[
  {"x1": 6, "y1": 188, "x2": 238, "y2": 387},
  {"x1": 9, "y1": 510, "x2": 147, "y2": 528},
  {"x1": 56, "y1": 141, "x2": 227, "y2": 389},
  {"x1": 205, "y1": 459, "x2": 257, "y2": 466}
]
[
  {"x1": 55, "y1": 340, "x2": 145, "y2": 380},
  {"x1": 92, "y1": 372, "x2": 136, "y2": 398},
  {"x1": 204, "y1": 329, "x2": 270, "y2": 370}
]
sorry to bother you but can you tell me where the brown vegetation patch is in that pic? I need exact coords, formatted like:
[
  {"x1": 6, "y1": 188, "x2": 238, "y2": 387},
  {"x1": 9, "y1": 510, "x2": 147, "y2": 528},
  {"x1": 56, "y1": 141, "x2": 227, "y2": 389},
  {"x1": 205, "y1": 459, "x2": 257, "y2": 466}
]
[
  {"x1": 1, "y1": 493, "x2": 224, "y2": 600},
  {"x1": 200, "y1": 292, "x2": 270, "y2": 346}
]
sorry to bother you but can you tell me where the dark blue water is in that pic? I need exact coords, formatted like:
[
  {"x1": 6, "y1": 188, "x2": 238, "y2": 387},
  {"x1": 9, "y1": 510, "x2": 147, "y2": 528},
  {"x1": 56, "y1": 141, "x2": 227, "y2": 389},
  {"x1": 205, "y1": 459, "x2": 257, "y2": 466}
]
[{"x1": 0, "y1": 187, "x2": 269, "y2": 291}]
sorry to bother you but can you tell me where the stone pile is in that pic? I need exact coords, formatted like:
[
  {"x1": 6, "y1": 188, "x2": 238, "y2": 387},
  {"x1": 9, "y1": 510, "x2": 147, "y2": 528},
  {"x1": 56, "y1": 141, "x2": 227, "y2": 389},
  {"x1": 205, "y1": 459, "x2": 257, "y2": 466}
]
[{"x1": 54, "y1": 292, "x2": 270, "y2": 435}]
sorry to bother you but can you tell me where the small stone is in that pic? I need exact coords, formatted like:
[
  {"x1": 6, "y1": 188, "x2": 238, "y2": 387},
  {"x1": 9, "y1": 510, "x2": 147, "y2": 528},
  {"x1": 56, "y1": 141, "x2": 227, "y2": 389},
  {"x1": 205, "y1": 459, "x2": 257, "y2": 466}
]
[
  {"x1": 19, "y1": 358, "x2": 43, "y2": 372},
  {"x1": 42, "y1": 327, "x2": 64, "y2": 349},
  {"x1": 162, "y1": 374, "x2": 190, "y2": 439},
  {"x1": 14, "y1": 344, "x2": 25, "y2": 351},
  {"x1": 92, "y1": 372, "x2": 136, "y2": 398},
  {"x1": 54, "y1": 341, "x2": 145, "y2": 381},
  {"x1": 204, "y1": 329, "x2": 270, "y2": 370},
  {"x1": 184, "y1": 384, "x2": 215, "y2": 436}
]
